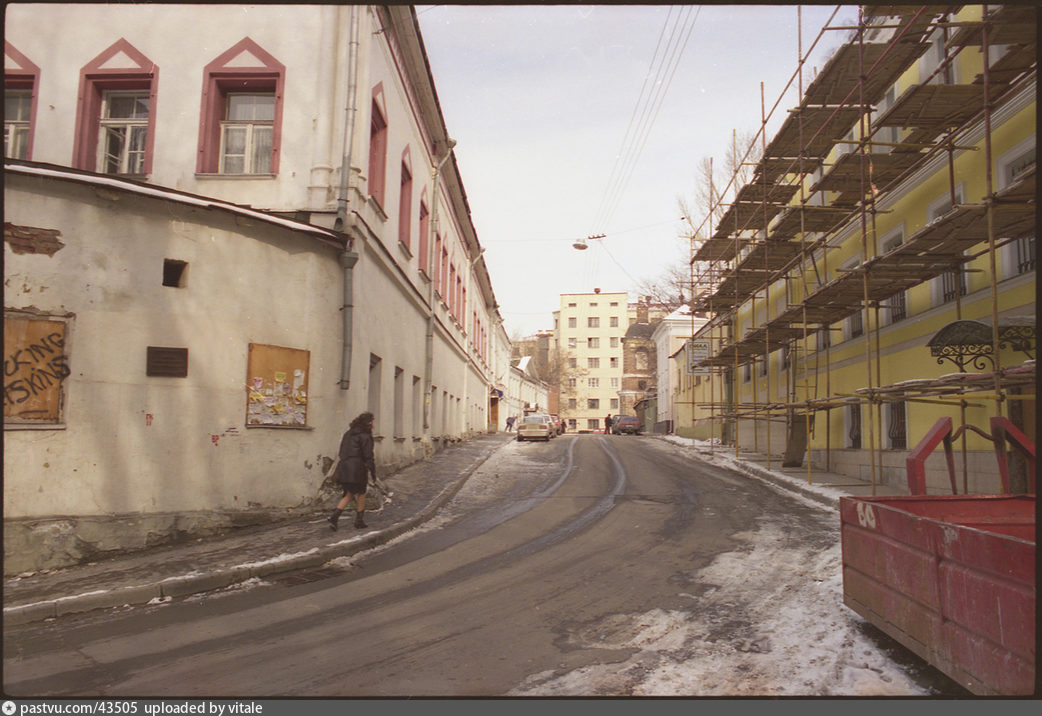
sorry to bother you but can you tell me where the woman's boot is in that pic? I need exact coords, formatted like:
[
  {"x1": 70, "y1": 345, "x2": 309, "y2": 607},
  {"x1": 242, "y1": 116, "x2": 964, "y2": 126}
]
[
  {"x1": 354, "y1": 510, "x2": 367, "y2": 529},
  {"x1": 327, "y1": 508, "x2": 342, "y2": 531}
]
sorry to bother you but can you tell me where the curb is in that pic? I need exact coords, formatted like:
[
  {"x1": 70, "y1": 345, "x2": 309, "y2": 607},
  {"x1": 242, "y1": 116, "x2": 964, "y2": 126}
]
[
  {"x1": 651, "y1": 435, "x2": 841, "y2": 511},
  {"x1": 3, "y1": 437, "x2": 509, "y2": 627}
]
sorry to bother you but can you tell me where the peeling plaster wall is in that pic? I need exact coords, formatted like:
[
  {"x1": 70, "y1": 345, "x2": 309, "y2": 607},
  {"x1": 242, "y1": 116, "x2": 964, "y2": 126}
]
[{"x1": 3, "y1": 176, "x2": 357, "y2": 572}]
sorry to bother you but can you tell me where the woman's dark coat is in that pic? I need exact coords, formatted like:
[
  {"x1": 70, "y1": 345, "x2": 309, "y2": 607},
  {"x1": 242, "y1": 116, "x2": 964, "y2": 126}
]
[{"x1": 333, "y1": 426, "x2": 375, "y2": 491}]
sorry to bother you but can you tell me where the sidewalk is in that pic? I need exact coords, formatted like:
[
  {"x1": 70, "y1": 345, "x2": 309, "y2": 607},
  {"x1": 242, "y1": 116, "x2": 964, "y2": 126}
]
[
  {"x1": 655, "y1": 435, "x2": 907, "y2": 509},
  {"x1": 3, "y1": 432, "x2": 891, "y2": 627},
  {"x1": 3, "y1": 432, "x2": 515, "y2": 626}
]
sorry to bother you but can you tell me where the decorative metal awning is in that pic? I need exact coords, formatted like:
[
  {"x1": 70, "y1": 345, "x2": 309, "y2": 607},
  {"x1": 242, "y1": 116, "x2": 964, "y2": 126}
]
[{"x1": 927, "y1": 316, "x2": 1036, "y2": 372}]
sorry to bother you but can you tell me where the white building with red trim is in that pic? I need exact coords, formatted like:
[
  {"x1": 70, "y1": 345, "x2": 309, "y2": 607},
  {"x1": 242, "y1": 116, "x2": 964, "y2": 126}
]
[{"x1": 3, "y1": 5, "x2": 513, "y2": 572}]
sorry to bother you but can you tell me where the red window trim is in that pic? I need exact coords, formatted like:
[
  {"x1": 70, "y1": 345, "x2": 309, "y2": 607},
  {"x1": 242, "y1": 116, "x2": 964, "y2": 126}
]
[
  {"x1": 448, "y1": 263, "x2": 456, "y2": 315},
  {"x1": 368, "y1": 83, "x2": 388, "y2": 208},
  {"x1": 433, "y1": 233, "x2": 442, "y2": 293},
  {"x1": 398, "y1": 145, "x2": 412, "y2": 251},
  {"x1": 196, "y1": 37, "x2": 285, "y2": 175},
  {"x1": 4, "y1": 42, "x2": 41, "y2": 160},
  {"x1": 72, "y1": 38, "x2": 158, "y2": 174},
  {"x1": 418, "y1": 191, "x2": 430, "y2": 277}
]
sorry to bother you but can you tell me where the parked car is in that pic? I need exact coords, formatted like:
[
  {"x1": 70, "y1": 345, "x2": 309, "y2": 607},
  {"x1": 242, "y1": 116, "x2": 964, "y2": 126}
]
[
  {"x1": 517, "y1": 414, "x2": 553, "y2": 442},
  {"x1": 550, "y1": 414, "x2": 563, "y2": 435},
  {"x1": 613, "y1": 415, "x2": 642, "y2": 435}
]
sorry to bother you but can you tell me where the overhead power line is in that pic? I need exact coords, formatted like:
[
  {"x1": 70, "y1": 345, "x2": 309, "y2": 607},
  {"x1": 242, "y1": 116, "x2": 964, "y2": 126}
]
[{"x1": 590, "y1": 6, "x2": 701, "y2": 235}]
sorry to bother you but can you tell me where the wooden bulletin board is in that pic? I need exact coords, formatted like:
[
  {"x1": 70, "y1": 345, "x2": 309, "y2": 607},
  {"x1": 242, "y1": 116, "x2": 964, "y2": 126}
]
[
  {"x1": 4, "y1": 314, "x2": 69, "y2": 424},
  {"x1": 246, "y1": 343, "x2": 310, "y2": 427}
]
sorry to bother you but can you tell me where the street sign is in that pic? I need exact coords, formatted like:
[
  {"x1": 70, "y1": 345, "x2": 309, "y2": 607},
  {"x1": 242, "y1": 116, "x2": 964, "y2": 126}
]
[{"x1": 685, "y1": 338, "x2": 711, "y2": 375}]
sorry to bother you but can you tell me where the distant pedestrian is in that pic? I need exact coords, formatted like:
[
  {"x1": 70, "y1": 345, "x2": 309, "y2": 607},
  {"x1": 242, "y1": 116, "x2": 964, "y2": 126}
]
[
  {"x1": 604, "y1": 414, "x2": 613, "y2": 435},
  {"x1": 328, "y1": 411, "x2": 376, "y2": 530},
  {"x1": 506, "y1": 415, "x2": 516, "y2": 432}
]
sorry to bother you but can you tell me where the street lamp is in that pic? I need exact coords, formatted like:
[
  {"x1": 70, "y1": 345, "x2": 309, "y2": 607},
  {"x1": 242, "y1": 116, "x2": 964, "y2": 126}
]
[{"x1": 572, "y1": 233, "x2": 606, "y2": 251}]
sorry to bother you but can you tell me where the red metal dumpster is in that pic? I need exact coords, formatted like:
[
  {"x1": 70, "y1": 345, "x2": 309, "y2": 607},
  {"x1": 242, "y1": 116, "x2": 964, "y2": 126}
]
[{"x1": 840, "y1": 494, "x2": 1035, "y2": 695}]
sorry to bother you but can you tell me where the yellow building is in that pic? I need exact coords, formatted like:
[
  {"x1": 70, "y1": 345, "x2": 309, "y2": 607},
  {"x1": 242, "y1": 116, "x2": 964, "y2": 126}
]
[
  {"x1": 681, "y1": 5, "x2": 1035, "y2": 494},
  {"x1": 554, "y1": 290, "x2": 630, "y2": 431}
]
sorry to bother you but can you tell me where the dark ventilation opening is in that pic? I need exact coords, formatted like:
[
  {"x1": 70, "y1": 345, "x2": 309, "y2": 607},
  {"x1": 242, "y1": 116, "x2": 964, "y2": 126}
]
[
  {"x1": 147, "y1": 347, "x2": 189, "y2": 377},
  {"x1": 163, "y1": 259, "x2": 188, "y2": 287}
]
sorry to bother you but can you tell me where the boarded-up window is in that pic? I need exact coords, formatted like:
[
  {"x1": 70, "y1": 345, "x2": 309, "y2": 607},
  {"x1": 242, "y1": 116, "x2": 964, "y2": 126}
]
[
  {"x1": 246, "y1": 343, "x2": 309, "y2": 427},
  {"x1": 4, "y1": 314, "x2": 70, "y2": 425}
]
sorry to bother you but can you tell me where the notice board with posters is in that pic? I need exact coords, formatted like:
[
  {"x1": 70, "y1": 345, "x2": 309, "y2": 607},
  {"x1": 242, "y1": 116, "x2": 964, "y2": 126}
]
[
  {"x1": 246, "y1": 343, "x2": 310, "y2": 427},
  {"x1": 4, "y1": 313, "x2": 70, "y2": 425}
]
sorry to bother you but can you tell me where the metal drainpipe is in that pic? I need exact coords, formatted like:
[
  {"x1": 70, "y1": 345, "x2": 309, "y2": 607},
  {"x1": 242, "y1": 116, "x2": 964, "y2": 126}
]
[
  {"x1": 335, "y1": 5, "x2": 360, "y2": 390},
  {"x1": 423, "y1": 139, "x2": 456, "y2": 429}
]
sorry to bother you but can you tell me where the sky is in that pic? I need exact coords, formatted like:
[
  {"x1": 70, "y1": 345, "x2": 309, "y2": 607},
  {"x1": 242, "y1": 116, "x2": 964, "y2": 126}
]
[{"x1": 416, "y1": 4, "x2": 858, "y2": 338}]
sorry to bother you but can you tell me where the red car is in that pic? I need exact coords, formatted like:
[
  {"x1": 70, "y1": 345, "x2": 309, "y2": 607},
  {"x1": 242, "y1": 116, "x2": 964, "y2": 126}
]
[{"x1": 550, "y1": 414, "x2": 563, "y2": 435}]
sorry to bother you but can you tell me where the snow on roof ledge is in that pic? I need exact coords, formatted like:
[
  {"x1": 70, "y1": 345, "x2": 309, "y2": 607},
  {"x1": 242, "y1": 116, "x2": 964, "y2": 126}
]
[{"x1": 6, "y1": 160, "x2": 344, "y2": 245}]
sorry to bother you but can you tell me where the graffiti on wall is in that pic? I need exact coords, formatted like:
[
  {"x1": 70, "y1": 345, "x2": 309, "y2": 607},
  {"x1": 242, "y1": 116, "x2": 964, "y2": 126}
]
[{"x1": 4, "y1": 316, "x2": 70, "y2": 423}]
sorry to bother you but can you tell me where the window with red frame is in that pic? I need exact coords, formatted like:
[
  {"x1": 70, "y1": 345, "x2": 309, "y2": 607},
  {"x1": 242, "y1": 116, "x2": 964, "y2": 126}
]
[
  {"x1": 448, "y1": 264, "x2": 456, "y2": 314},
  {"x1": 368, "y1": 86, "x2": 388, "y2": 207},
  {"x1": 418, "y1": 197, "x2": 430, "y2": 276},
  {"x1": 398, "y1": 148, "x2": 412, "y2": 251},
  {"x1": 197, "y1": 38, "x2": 284, "y2": 175},
  {"x1": 433, "y1": 234, "x2": 442, "y2": 291},
  {"x1": 5, "y1": 83, "x2": 33, "y2": 159},
  {"x1": 5, "y1": 43, "x2": 39, "y2": 160},
  {"x1": 73, "y1": 39, "x2": 157, "y2": 175},
  {"x1": 440, "y1": 247, "x2": 449, "y2": 300}
]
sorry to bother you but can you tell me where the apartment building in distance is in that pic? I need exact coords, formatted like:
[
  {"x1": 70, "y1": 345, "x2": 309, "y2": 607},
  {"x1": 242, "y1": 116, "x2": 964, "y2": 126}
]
[{"x1": 554, "y1": 290, "x2": 629, "y2": 431}]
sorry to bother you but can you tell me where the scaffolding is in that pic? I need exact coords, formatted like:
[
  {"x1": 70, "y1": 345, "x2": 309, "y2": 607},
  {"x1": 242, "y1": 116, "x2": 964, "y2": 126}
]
[{"x1": 686, "y1": 5, "x2": 1036, "y2": 493}]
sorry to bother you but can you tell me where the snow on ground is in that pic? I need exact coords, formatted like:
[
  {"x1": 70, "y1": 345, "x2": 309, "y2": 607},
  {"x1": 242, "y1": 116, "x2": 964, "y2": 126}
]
[
  {"x1": 505, "y1": 436, "x2": 932, "y2": 697},
  {"x1": 509, "y1": 517, "x2": 930, "y2": 696},
  {"x1": 658, "y1": 435, "x2": 856, "y2": 508}
]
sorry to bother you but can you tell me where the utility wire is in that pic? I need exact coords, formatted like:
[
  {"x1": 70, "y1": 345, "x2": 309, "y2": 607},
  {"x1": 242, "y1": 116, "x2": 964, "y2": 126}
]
[
  {"x1": 590, "y1": 6, "x2": 701, "y2": 235},
  {"x1": 599, "y1": 6, "x2": 700, "y2": 232},
  {"x1": 483, "y1": 217, "x2": 683, "y2": 244},
  {"x1": 589, "y1": 6, "x2": 678, "y2": 231}
]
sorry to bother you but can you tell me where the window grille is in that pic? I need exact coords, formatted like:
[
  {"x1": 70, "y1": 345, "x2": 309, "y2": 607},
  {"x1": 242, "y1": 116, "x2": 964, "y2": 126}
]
[
  {"x1": 849, "y1": 310, "x2": 863, "y2": 339},
  {"x1": 848, "y1": 402, "x2": 861, "y2": 449},
  {"x1": 1015, "y1": 237, "x2": 1035, "y2": 275},
  {"x1": 941, "y1": 269, "x2": 967, "y2": 303},
  {"x1": 890, "y1": 291, "x2": 907, "y2": 323},
  {"x1": 888, "y1": 401, "x2": 907, "y2": 450}
]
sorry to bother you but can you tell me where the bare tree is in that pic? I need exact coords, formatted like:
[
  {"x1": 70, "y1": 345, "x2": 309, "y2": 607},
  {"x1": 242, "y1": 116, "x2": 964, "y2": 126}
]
[
  {"x1": 676, "y1": 129, "x2": 764, "y2": 301},
  {"x1": 633, "y1": 260, "x2": 690, "y2": 310}
]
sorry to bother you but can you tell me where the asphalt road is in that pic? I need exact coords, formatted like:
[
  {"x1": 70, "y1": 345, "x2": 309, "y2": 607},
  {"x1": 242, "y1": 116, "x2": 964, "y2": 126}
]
[{"x1": 2, "y1": 435, "x2": 966, "y2": 697}]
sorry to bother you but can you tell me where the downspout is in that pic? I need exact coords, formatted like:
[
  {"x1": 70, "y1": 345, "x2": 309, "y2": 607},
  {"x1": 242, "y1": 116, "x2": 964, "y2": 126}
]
[
  {"x1": 423, "y1": 138, "x2": 456, "y2": 429},
  {"x1": 335, "y1": 5, "x2": 360, "y2": 390}
]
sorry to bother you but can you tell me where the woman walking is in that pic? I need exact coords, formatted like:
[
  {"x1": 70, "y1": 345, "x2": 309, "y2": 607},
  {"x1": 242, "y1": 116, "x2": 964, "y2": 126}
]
[{"x1": 328, "y1": 411, "x2": 377, "y2": 530}]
